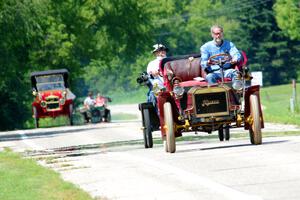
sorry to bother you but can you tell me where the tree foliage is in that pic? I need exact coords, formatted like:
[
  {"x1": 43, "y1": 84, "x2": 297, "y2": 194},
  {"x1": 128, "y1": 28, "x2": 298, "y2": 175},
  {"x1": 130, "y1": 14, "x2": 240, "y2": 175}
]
[
  {"x1": 274, "y1": 0, "x2": 300, "y2": 40},
  {"x1": 0, "y1": 0, "x2": 300, "y2": 130}
]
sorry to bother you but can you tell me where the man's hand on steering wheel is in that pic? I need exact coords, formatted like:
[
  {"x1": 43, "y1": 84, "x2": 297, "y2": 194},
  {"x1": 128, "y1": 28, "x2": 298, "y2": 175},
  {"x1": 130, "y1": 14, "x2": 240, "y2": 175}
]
[
  {"x1": 208, "y1": 53, "x2": 232, "y2": 66},
  {"x1": 230, "y1": 59, "x2": 238, "y2": 65}
]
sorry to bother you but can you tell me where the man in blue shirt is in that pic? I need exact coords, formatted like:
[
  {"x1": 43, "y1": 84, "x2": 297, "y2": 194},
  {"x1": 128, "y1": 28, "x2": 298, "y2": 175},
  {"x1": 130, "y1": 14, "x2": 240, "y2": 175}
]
[{"x1": 200, "y1": 25, "x2": 241, "y2": 85}]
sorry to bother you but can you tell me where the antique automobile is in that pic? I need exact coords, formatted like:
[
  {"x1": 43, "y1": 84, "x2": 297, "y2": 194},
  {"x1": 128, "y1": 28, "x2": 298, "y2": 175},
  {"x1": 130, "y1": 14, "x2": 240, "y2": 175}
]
[
  {"x1": 79, "y1": 96, "x2": 112, "y2": 124},
  {"x1": 155, "y1": 52, "x2": 264, "y2": 153},
  {"x1": 137, "y1": 72, "x2": 161, "y2": 148},
  {"x1": 30, "y1": 69, "x2": 76, "y2": 128}
]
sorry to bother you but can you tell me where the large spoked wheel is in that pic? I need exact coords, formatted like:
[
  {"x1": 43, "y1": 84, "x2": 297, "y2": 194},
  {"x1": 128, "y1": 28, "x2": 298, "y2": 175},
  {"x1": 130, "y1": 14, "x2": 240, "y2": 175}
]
[
  {"x1": 164, "y1": 102, "x2": 176, "y2": 153},
  {"x1": 69, "y1": 104, "x2": 74, "y2": 126},
  {"x1": 249, "y1": 94, "x2": 262, "y2": 145},
  {"x1": 143, "y1": 109, "x2": 153, "y2": 148},
  {"x1": 33, "y1": 106, "x2": 39, "y2": 128}
]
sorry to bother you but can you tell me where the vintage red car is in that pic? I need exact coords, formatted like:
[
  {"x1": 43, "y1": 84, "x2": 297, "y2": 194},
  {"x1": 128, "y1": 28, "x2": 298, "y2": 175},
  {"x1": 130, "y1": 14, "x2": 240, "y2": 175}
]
[
  {"x1": 30, "y1": 69, "x2": 76, "y2": 128},
  {"x1": 141, "y1": 52, "x2": 264, "y2": 153}
]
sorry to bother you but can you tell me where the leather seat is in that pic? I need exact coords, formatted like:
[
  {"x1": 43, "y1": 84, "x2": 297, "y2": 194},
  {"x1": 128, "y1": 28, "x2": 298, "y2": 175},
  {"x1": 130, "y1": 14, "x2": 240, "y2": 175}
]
[{"x1": 161, "y1": 54, "x2": 206, "y2": 83}]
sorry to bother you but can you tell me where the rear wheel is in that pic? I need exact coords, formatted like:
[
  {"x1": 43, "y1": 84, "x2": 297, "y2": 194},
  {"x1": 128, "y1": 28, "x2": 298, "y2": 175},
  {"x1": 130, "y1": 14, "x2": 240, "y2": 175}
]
[
  {"x1": 164, "y1": 102, "x2": 176, "y2": 153},
  {"x1": 249, "y1": 94, "x2": 262, "y2": 145},
  {"x1": 225, "y1": 126, "x2": 230, "y2": 141},
  {"x1": 143, "y1": 109, "x2": 153, "y2": 148},
  {"x1": 218, "y1": 126, "x2": 224, "y2": 141},
  {"x1": 33, "y1": 106, "x2": 39, "y2": 128},
  {"x1": 106, "y1": 110, "x2": 111, "y2": 122}
]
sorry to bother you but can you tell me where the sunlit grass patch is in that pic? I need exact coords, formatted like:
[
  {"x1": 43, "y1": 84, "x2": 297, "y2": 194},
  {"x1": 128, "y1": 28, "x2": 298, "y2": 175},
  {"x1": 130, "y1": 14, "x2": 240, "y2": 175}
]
[
  {"x1": 0, "y1": 149, "x2": 96, "y2": 200},
  {"x1": 261, "y1": 84, "x2": 300, "y2": 126}
]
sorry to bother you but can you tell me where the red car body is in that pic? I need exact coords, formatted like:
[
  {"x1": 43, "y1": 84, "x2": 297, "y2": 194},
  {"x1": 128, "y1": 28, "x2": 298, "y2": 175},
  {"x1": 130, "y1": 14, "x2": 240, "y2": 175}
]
[
  {"x1": 153, "y1": 53, "x2": 264, "y2": 153},
  {"x1": 31, "y1": 69, "x2": 75, "y2": 128}
]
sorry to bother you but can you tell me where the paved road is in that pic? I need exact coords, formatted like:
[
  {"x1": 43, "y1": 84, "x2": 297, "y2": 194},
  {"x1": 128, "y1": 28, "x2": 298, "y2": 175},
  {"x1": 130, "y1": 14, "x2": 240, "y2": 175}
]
[{"x1": 1, "y1": 104, "x2": 300, "y2": 200}]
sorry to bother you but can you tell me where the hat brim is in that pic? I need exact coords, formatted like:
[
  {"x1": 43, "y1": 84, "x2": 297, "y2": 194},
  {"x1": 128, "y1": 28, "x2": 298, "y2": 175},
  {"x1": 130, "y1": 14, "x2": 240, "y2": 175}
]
[{"x1": 152, "y1": 47, "x2": 168, "y2": 53}]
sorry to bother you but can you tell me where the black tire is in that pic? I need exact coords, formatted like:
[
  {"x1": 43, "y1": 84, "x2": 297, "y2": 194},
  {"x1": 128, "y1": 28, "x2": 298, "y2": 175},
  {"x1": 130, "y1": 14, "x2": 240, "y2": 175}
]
[
  {"x1": 225, "y1": 126, "x2": 230, "y2": 141},
  {"x1": 218, "y1": 126, "x2": 224, "y2": 141},
  {"x1": 143, "y1": 109, "x2": 153, "y2": 148},
  {"x1": 33, "y1": 106, "x2": 39, "y2": 128},
  {"x1": 164, "y1": 102, "x2": 176, "y2": 153},
  {"x1": 106, "y1": 110, "x2": 111, "y2": 122},
  {"x1": 249, "y1": 94, "x2": 262, "y2": 145}
]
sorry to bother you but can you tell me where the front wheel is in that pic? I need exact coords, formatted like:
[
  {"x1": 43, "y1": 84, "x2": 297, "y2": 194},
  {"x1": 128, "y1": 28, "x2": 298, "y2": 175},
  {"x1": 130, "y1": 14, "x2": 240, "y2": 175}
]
[
  {"x1": 33, "y1": 106, "x2": 39, "y2": 128},
  {"x1": 163, "y1": 140, "x2": 169, "y2": 152},
  {"x1": 164, "y1": 102, "x2": 176, "y2": 153},
  {"x1": 249, "y1": 94, "x2": 262, "y2": 145},
  {"x1": 143, "y1": 109, "x2": 153, "y2": 148}
]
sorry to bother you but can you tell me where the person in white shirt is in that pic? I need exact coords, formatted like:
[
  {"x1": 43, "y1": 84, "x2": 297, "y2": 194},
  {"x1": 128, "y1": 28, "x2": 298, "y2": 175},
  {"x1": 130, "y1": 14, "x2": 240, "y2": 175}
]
[
  {"x1": 81, "y1": 91, "x2": 96, "y2": 123},
  {"x1": 147, "y1": 43, "x2": 168, "y2": 77},
  {"x1": 84, "y1": 91, "x2": 96, "y2": 110},
  {"x1": 146, "y1": 44, "x2": 168, "y2": 89}
]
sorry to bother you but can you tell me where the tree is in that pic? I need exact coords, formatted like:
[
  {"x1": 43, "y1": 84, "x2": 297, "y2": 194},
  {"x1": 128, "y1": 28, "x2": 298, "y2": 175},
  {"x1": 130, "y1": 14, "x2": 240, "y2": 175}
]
[
  {"x1": 274, "y1": 0, "x2": 300, "y2": 40},
  {"x1": 0, "y1": 0, "x2": 52, "y2": 130},
  {"x1": 225, "y1": 0, "x2": 300, "y2": 85}
]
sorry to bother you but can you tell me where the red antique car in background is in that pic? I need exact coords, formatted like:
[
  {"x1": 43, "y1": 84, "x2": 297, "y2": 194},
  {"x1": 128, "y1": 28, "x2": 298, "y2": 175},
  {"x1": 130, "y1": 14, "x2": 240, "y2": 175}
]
[
  {"x1": 142, "y1": 52, "x2": 264, "y2": 153},
  {"x1": 30, "y1": 69, "x2": 76, "y2": 128}
]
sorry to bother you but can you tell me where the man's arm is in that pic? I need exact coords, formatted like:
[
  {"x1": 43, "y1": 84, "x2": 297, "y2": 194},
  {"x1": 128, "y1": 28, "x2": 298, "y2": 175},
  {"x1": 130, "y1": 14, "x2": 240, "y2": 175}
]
[
  {"x1": 200, "y1": 44, "x2": 211, "y2": 73},
  {"x1": 229, "y1": 42, "x2": 241, "y2": 62}
]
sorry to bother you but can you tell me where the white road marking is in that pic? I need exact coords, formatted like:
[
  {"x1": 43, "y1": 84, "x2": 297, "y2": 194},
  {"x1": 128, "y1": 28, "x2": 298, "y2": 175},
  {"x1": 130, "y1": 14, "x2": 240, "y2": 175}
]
[
  {"x1": 18, "y1": 130, "x2": 41, "y2": 150},
  {"x1": 112, "y1": 152, "x2": 264, "y2": 200}
]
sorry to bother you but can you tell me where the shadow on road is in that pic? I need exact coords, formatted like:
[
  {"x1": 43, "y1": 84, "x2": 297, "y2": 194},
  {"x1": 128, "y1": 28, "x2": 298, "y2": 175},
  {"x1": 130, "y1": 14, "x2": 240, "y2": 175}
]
[{"x1": 176, "y1": 140, "x2": 289, "y2": 153}]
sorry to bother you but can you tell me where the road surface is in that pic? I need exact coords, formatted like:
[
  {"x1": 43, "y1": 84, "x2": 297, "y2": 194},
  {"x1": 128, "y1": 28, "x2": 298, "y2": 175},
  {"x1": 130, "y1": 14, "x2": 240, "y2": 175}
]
[{"x1": 1, "y1": 104, "x2": 300, "y2": 200}]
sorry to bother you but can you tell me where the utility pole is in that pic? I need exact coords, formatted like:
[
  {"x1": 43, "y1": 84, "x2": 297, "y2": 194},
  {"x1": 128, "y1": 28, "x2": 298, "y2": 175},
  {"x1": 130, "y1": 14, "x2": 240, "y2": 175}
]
[{"x1": 290, "y1": 79, "x2": 298, "y2": 113}]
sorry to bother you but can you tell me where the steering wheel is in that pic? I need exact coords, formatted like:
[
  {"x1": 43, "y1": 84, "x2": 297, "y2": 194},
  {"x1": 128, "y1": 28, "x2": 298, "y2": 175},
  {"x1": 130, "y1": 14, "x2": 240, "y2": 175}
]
[{"x1": 208, "y1": 53, "x2": 232, "y2": 66}]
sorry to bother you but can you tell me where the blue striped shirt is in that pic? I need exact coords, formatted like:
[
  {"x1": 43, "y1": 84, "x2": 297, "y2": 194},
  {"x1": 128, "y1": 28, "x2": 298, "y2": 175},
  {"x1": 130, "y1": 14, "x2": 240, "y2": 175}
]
[{"x1": 200, "y1": 40, "x2": 241, "y2": 72}]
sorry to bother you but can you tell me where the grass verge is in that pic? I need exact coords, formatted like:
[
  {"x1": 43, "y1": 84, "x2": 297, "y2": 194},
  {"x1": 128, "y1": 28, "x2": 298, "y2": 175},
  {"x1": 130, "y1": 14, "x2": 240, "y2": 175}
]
[
  {"x1": 261, "y1": 84, "x2": 300, "y2": 126},
  {"x1": 0, "y1": 149, "x2": 95, "y2": 200}
]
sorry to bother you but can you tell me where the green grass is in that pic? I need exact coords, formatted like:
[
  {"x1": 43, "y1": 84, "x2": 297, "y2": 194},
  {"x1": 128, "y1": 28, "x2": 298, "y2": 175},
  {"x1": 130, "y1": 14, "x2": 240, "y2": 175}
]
[
  {"x1": 112, "y1": 113, "x2": 137, "y2": 121},
  {"x1": 39, "y1": 116, "x2": 71, "y2": 127},
  {"x1": 261, "y1": 83, "x2": 300, "y2": 125},
  {"x1": 0, "y1": 149, "x2": 96, "y2": 200},
  {"x1": 108, "y1": 87, "x2": 147, "y2": 104}
]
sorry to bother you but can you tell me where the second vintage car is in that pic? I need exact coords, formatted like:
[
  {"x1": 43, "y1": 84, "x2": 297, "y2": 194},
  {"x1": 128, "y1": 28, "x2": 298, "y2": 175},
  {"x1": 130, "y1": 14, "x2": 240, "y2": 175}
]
[{"x1": 30, "y1": 69, "x2": 76, "y2": 128}]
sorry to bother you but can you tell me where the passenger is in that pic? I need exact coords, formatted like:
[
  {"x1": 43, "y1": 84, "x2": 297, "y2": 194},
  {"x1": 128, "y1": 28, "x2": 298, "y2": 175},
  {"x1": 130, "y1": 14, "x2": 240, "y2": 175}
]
[
  {"x1": 82, "y1": 91, "x2": 95, "y2": 123},
  {"x1": 146, "y1": 43, "x2": 168, "y2": 89},
  {"x1": 84, "y1": 91, "x2": 96, "y2": 110},
  {"x1": 95, "y1": 92, "x2": 110, "y2": 122},
  {"x1": 95, "y1": 93, "x2": 107, "y2": 107},
  {"x1": 200, "y1": 25, "x2": 241, "y2": 85}
]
